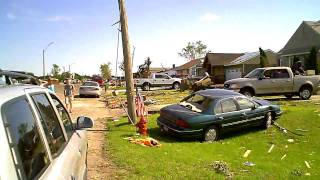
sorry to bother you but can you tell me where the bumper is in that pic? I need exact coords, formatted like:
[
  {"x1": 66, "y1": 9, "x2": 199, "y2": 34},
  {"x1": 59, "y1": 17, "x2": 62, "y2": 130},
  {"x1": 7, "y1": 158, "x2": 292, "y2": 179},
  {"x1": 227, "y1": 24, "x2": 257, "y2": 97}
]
[
  {"x1": 79, "y1": 89, "x2": 101, "y2": 96},
  {"x1": 157, "y1": 118, "x2": 203, "y2": 138},
  {"x1": 274, "y1": 110, "x2": 283, "y2": 119}
]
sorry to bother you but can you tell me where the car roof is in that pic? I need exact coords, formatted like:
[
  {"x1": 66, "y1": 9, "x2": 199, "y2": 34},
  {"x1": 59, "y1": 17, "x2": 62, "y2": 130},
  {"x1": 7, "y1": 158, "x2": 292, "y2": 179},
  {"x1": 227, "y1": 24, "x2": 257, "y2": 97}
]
[
  {"x1": 0, "y1": 85, "x2": 47, "y2": 105},
  {"x1": 195, "y1": 89, "x2": 244, "y2": 99}
]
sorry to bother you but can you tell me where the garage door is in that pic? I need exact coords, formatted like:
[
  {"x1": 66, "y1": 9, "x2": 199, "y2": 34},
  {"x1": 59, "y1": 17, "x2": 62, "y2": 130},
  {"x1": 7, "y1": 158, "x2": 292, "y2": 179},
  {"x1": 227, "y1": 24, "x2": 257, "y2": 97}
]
[{"x1": 226, "y1": 68, "x2": 242, "y2": 80}]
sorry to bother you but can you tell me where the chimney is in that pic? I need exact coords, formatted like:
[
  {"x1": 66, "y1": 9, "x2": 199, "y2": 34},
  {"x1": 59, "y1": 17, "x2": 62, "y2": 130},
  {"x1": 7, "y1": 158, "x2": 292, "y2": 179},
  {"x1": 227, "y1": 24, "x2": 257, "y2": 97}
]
[{"x1": 173, "y1": 64, "x2": 176, "y2": 69}]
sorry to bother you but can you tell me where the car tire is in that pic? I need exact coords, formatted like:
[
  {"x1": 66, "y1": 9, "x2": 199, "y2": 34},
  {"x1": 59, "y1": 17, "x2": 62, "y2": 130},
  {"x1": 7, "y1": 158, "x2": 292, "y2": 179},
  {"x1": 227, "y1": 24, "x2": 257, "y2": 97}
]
[
  {"x1": 172, "y1": 82, "x2": 181, "y2": 90},
  {"x1": 240, "y1": 88, "x2": 254, "y2": 97},
  {"x1": 285, "y1": 94, "x2": 293, "y2": 99},
  {"x1": 79, "y1": 94, "x2": 83, "y2": 98},
  {"x1": 142, "y1": 83, "x2": 150, "y2": 91},
  {"x1": 263, "y1": 112, "x2": 273, "y2": 129},
  {"x1": 204, "y1": 125, "x2": 219, "y2": 142},
  {"x1": 299, "y1": 86, "x2": 312, "y2": 100}
]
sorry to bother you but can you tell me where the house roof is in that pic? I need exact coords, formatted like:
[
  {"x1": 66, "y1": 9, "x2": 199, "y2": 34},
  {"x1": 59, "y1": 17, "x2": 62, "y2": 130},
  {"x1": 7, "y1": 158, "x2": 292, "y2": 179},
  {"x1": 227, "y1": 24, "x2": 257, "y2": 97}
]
[
  {"x1": 279, "y1": 20, "x2": 320, "y2": 55},
  {"x1": 176, "y1": 59, "x2": 203, "y2": 70},
  {"x1": 225, "y1": 49, "x2": 275, "y2": 66},
  {"x1": 204, "y1": 53, "x2": 244, "y2": 66}
]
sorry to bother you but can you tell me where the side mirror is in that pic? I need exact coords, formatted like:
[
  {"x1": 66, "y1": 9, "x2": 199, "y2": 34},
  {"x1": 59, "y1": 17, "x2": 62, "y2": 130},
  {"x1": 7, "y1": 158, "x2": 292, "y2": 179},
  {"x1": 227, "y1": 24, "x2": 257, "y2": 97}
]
[{"x1": 76, "y1": 116, "x2": 94, "y2": 129}]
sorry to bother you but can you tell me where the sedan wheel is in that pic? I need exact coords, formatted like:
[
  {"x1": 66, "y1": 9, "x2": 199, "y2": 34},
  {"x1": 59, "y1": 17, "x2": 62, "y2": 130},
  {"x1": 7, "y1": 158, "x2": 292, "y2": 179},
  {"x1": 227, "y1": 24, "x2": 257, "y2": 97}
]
[
  {"x1": 204, "y1": 125, "x2": 219, "y2": 142},
  {"x1": 173, "y1": 82, "x2": 180, "y2": 90},
  {"x1": 142, "y1": 83, "x2": 150, "y2": 91},
  {"x1": 240, "y1": 89, "x2": 253, "y2": 97},
  {"x1": 264, "y1": 112, "x2": 272, "y2": 129}
]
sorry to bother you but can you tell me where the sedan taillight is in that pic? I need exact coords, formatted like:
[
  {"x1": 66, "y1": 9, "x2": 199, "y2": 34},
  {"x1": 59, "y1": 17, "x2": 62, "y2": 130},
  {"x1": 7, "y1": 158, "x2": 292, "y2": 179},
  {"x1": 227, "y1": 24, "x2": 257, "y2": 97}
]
[{"x1": 176, "y1": 119, "x2": 189, "y2": 128}]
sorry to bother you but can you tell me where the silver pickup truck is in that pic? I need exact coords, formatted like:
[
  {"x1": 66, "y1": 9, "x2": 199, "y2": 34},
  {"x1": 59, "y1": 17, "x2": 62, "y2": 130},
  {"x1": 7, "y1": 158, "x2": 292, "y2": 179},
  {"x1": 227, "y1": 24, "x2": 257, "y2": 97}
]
[
  {"x1": 134, "y1": 73, "x2": 182, "y2": 91},
  {"x1": 224, "y1": 67, "x2": 320, "y2": 100}
]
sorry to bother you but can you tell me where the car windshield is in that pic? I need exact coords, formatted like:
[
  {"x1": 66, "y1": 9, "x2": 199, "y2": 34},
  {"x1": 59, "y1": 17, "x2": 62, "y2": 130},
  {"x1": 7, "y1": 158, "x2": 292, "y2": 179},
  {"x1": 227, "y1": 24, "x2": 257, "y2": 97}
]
[
  {"x1": 83, "y1": 82, "x2": 98, "y2": 86},
  {"x1": 244, "y1": 68, "x2": 264, "y2": 78},
  {"x1": 181, "y1": 94, "x2": 211, "y2": 112}
]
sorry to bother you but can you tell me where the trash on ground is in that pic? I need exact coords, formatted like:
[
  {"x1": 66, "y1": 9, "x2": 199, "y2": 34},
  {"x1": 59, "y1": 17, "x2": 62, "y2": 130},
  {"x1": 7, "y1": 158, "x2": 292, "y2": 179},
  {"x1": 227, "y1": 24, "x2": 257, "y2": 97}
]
[
  {"x1": 243, "y1": 150, "x2": 251, "y2": 158},
  {"x1": 305, "y1": 173, "x2": 311, "y2": 176},
  {"x1": 144, "y1": 99, "x2": 157, "y2": 105},
  {"x1": 287, "y1": 139, "x2": 294, "y2": 143},
  {"x1": 124, "y1": 136, "x2": 161, "y2": 147},
  {"x1": 291, "y1": 169, "x2": 302, "y2": 176},
  {"x1": 305, "y1": 161, "x2": 311, "y2": 168},
  {"x1": 243, "y1": 161, "x2": 255, "y2": 167},
  {"x1": 295, "y1": 128, "x2": 309, "y2": 132},
  {"x1": 281, "y1": 154, "x2": 287, "y2": 160},
  {"x1": 268, "y1": 144, "x2": 275, "y2": 154},
  {"x1": 210, "y1": 161, "x2": 234, "y2": 179}
]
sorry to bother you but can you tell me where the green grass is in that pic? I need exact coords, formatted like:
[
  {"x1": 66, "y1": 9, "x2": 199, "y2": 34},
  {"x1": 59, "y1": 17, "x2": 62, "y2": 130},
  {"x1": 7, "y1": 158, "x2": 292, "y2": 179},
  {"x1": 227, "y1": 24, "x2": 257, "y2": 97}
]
[{"x1": 105, "y1": 101, "x2": 320, "y2": 179}]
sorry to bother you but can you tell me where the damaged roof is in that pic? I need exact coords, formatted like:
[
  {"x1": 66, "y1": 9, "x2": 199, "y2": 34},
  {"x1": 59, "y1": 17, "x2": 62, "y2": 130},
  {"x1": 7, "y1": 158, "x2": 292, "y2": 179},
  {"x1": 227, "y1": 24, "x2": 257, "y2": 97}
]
[
  {"x1": 176, "y1": 58, "x2": 203, "y2": 70},
  {"x1": 203, "y1": 53, "x2": 244, "y2": 66}
]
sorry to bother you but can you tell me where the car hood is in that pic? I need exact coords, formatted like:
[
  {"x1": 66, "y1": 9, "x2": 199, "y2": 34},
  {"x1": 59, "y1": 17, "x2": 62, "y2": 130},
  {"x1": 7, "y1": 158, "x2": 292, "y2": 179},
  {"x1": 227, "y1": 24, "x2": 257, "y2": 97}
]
[{"x1": 225, "y1": 78, "x2": 250, "y2": 84}]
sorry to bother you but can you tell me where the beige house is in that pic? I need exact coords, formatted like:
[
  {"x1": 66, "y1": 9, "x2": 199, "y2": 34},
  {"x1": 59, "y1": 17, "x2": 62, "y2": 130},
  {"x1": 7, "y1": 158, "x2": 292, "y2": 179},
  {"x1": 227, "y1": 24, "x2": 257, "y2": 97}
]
[
  {"x1": 224, "y1": 50, "x2": 278, "y2": 80},
  {"x1": 278, "y1": 20, "x2": 320, "y2": 68}
]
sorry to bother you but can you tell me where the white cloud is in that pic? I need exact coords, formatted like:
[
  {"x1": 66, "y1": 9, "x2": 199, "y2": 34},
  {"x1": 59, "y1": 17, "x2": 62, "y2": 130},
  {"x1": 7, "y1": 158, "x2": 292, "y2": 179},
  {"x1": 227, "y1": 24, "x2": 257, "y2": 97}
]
[
  {"x1": 6, "y1": 13, "x2": 17, "y2": 20},
  {"x1": 45, "y1": 15, "x2": 73, "y2": 22},
  {"x1": 199, "y1": 12, "x2": 220, "y2": 23}
]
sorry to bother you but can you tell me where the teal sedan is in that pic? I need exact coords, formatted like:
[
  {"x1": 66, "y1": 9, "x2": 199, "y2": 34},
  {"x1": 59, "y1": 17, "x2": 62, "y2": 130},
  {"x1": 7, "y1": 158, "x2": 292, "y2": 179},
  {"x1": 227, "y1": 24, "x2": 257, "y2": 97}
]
[{"x1": 157, "y1": 89, "x2": 282, "y2": 141}]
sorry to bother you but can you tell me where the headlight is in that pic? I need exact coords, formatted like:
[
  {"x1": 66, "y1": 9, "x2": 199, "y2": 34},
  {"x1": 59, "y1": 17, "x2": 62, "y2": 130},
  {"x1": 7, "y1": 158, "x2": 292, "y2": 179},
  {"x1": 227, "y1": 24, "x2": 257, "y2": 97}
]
[{"x1": 230, "y1": 84, "x2": 239, "y2": 89}]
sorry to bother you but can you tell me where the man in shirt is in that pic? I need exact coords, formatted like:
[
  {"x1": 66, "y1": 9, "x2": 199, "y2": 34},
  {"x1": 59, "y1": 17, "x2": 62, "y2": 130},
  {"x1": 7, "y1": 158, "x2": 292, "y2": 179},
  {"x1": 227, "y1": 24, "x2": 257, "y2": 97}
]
[{"x1": 64, "y1": 78, "x2": 74, "y2": 113}]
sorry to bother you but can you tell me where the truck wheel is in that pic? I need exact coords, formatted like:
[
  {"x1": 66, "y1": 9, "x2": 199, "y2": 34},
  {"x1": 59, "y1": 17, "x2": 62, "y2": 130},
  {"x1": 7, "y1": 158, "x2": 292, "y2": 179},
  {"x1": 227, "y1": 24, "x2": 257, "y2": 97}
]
[
  {"x1": 204, "y1": 125, "x2": 219, "y2": 142},
  {"x1": 142, "y1": 83, "x2": 150, "y2": 91},
  {"x1": 240, "y1": 88, "x2": 253, "y2": 97},
  {"x1": 299, "y1": 86, "x2": 312, "y2": 100},
  {"x1": 172, "y1": 82, "x2": 180, "y2": 90}
]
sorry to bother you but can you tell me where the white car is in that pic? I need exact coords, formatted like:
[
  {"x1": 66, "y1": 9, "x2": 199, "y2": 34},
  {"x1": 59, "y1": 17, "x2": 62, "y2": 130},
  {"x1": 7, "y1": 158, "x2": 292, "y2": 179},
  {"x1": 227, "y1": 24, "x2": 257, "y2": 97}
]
[
  {"x1": 79, "y1": 81, "x2": 101, "y2": 98},
  {"x1": 0, "y1": 85, "x2": 93, "y2": 180}
]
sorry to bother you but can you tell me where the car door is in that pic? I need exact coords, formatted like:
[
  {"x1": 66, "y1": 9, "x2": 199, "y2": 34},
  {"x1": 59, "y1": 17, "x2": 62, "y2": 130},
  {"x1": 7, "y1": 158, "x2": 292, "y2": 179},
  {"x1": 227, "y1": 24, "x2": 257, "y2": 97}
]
[
  {"x1": 1, "y1": 96, "x2": 51, "y2": 180},
  {"x1": 214, "y1": 98, "x2": 244, "y2": 129},
  {"x1": 50, "y1": 94, "x2": 88, "y2": 179},
  {"x1": 154, "y1": 74, "x2": 165, "y2": 86},
  {"x1": 255, "y1": 69, "x2": 283, "y2": 94},
  {"x1": 234, "y1": 97, "x2": 265, "y2": 127},
  {"x1": 29, "y1": 93, "x2": 81, "y2": 180}
]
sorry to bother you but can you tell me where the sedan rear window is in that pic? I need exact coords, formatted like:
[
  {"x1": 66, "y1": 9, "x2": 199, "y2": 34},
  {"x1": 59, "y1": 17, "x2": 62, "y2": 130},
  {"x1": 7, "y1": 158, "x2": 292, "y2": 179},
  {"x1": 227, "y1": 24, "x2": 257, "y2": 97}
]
[
  {"x1": 183, "y1": 94, "x2": 211, "y2": 111},
  {"x1": 83, "y1": 82, "x2": 98, "y2": 86}
]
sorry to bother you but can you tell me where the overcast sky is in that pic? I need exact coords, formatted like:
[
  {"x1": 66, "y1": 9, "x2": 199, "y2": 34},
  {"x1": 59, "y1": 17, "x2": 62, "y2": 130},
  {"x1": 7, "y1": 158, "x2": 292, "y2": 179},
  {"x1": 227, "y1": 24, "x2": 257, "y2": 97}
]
[{"x1": 0, "y1": 0, "x2": 319, "y2": 76}]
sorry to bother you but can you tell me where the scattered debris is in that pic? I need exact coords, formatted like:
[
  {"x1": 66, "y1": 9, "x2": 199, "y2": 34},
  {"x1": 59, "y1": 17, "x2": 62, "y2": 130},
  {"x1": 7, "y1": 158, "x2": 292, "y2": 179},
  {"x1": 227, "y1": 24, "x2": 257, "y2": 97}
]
[
  {"x1": 281, "y1": 154, "x2": 287, "y2": 160},
  {"x1": 210, "y1": 161, "x2": 234, "y2": 179},
  {"x1": 124, "y1": 137, "x2": 161, "y2": 147},
  {"x1": 291, "y1": 169, "x2": 302, "y2": 176},
  {"x1": 243, "y1": 161, "x2": 255, "y2": 167},
  {"x1": 295, "y1": 128, "x2": 309, "y2": 132},
  {"x1": 268, "y1": 144, "x2": 275, "y2": 154},
  {"x1": 305, "y1": 161, "x2": 311, "y2": 169},
  {"x1": 273, "y1": 122, "x2": 303, "y2": 136},
  {"x1": 239, "y1": 169, "x2": 250, "y2": 173},
  {"x1": 243, "y1": 150, "x2": 251, "y2": 158},
  {"x1": 287, "y1": 139, "x2": 294, "y2": 143},
  {"x1": 144, "y1": 99, "x2": 157, "y2": 105},
  {"x1": 305, "y1": 173, "x2": 311, "y2": 176},
  {"x1": 285, "y1": 145, "x2": 288, "y2": 148}
]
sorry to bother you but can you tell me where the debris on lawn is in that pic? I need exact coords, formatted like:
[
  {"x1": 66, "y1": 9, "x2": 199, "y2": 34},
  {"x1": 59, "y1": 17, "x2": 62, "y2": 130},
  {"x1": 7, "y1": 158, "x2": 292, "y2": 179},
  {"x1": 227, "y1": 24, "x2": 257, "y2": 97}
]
[
  {"x1": 210, "y1": 161, "x2": 234, "y2": 179},
  {"x1": 144, "y1": 99, "x2": 157, "y2": 105},
  {"x1": 304, "y1": 161, "x2": 311, "y2": 169},
  {"x1": 243, "y1": 150, "x2": 251, "y2": 158},
  {"x1": 267, "y1": 144, "x2": 275, "y2": 154},
  {"x1": 305, "y1": 173, "x2": 311, "y2": 176},
  {"x1": 124, "y1": 137, "x2": 161, "y2": 147},
  {"x1": 273, "y1": 122, "x2": 304, "y2": 136},
  {"x1": 291, "y1": 169, "x2": 302, "y2": 176},
  {"x1": 287, "y1": 139, "x2": 294, "y2": 143},
  {"x1": 243, "y1": 161, "x2": 255, "y2": 167},
  {"x1": 281, "y1": 154, "x2": 287, "y2": 160},
  {"x1": 295, "y1": 128, "x2": 309, "y2": 132}
]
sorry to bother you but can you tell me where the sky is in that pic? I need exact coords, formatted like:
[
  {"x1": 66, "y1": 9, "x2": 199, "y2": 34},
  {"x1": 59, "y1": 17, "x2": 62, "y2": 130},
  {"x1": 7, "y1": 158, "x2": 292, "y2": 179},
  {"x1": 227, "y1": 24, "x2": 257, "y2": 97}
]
[{"x1": 0, "y1": 0, "x2": 319, "y2": 76}]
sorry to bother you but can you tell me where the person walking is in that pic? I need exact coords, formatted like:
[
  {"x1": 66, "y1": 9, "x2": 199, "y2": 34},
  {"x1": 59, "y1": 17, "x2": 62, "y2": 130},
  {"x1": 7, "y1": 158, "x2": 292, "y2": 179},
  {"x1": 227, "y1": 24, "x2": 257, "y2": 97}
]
[{"x1": 64, "y1": 78, "x2": 74, "y2": 113}]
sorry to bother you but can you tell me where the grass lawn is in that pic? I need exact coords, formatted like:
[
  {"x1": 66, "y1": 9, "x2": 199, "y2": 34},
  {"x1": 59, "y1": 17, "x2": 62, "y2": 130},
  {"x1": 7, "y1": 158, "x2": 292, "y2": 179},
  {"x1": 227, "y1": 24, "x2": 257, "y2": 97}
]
[{"x1": 105, "y1": 100, "x2": 320, "y2": 179}]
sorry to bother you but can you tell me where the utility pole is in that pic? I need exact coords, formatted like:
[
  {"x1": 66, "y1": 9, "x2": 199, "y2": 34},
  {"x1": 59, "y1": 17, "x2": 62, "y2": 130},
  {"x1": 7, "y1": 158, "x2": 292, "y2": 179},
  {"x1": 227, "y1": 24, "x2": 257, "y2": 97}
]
[
  {"x1": 118, "y1": 0, "x2": 137, "y2": 124},
  {"x1": 42, "y1": 42, "x2": 54, "y2": 79}
]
